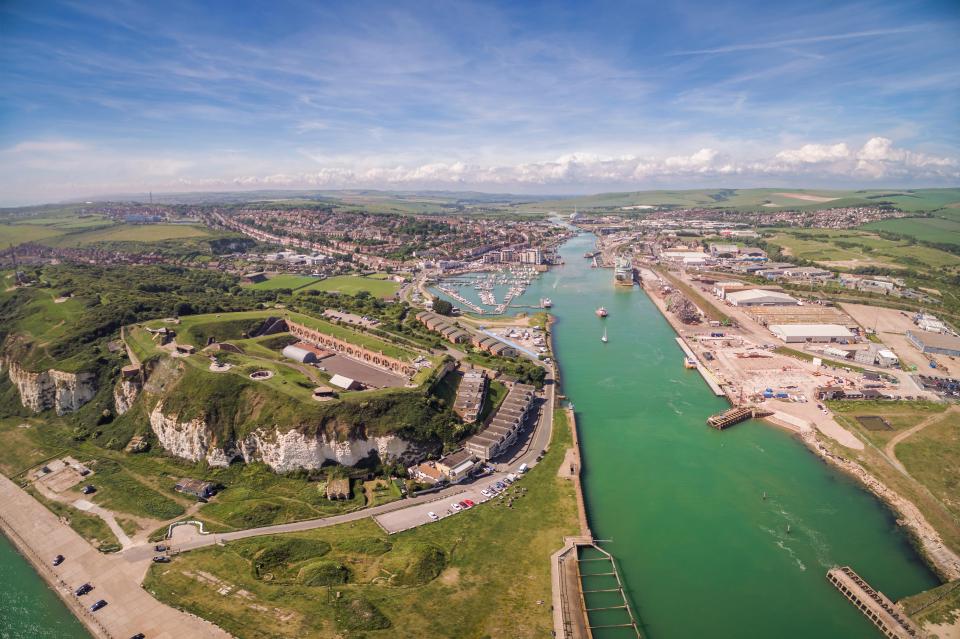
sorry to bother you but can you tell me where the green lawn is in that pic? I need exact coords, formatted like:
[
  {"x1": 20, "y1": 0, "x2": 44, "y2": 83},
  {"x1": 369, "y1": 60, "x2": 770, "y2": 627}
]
[
  {"x1": 0, "y1": 223, "x2": 66, "y2": 246},
  {"x1": 247, "y1": 274, "x2": 319, "y2": 291},
  {"x1": 478, "y1": 379, "x2": 508, "y2": 422},
  {"x1": 300, "y1": 275, "x2": 400, "y2": 298},
  {"x1": 901, "y1": 579, "x2": 960, "y2": 630},
  {"x1": 144, "y1": 407, "x2": 578, "y2": 638},
  {"x1": 0, "y1": 418, "x2": 63, "y2": 476}
]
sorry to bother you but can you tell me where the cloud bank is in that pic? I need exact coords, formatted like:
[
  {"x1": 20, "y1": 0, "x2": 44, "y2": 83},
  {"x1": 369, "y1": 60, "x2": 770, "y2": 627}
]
[{"x1": 215, "y1": 137, "x2": 959, "y2": 189}]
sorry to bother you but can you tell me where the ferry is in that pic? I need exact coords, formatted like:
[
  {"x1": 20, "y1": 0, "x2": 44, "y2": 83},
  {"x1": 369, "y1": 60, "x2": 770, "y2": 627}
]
[
  {"x1": 684, "y1": 357, "x2": 697, "y2": 369},
  {"x1": 595, "y1": 306, "x2": 608, "y2": 317},
  {"x1": 541, "y1": 297, "x2": 553, "y2": 308}
]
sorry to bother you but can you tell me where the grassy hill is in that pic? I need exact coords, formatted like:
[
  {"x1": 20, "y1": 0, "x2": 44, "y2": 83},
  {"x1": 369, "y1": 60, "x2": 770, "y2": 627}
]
[{"x1": 519, "y1": 187, "x2": 960, "y2": 214}]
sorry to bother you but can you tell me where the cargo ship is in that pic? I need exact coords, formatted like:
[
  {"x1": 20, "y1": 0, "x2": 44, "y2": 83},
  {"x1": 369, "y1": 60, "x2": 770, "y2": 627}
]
[{"x1": 614, "y1": 256, "x2": 634, "y2": 287}]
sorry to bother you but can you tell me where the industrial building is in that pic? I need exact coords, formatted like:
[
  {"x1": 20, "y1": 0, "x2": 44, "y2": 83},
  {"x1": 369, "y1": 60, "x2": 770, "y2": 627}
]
[
  {"x1": 770, "y1": 324, "x2": 854, "y2": 343},
  {"x1": 725, "y1": 289, "x2": 799, "y2": 307},
  {"x1": 282, "y1": 343, "x2": 319, "y2": 363},
  {"x1": 907, "y1": 330, "x2": 960, "y2": 357}
]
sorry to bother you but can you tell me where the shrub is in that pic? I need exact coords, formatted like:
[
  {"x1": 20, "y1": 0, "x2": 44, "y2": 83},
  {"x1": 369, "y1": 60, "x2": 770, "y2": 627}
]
[
  {"x1": 382, "y1": 541, "x2": 446, "y2": 586},
  {"x1": 297, "y1": 560, "x2": 350, "y2": 586}
]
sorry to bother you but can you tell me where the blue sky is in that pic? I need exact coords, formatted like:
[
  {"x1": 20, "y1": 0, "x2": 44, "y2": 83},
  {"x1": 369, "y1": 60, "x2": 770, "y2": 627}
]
[{"x1": 1, "y1": 0, "x2": 958, "y2": 203}]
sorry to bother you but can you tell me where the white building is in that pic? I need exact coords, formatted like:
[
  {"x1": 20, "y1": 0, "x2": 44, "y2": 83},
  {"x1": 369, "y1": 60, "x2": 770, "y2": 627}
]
[
  {"x1": 770, "y1": 324, "x2": 854, "y2": 343},
  {"x1": 726, "y1": 289, "x2": 799, "y2": 307}
]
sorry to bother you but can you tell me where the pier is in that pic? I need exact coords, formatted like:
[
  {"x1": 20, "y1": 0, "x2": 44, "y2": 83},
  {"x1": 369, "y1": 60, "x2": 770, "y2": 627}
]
[
  {"x1": 674, "y1": 337, "x2": 725, "y2": 396},
  {"x1": 826, "y1": 566, "x2": 923, "y2": 638},
  {"x1": 707, "y1": 405, "x2": 771, "y2": 430}
]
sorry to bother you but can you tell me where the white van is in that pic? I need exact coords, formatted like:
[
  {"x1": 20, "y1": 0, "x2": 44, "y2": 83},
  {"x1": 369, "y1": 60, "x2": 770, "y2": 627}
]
[{"x1": 518, "y1": 463, "x2": 529, "y2": 474}]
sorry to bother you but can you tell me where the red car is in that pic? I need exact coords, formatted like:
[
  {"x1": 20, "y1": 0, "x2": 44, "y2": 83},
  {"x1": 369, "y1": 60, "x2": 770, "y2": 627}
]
[{"x1": 462, "y1": 499, "x2": 475, "y2": 508}]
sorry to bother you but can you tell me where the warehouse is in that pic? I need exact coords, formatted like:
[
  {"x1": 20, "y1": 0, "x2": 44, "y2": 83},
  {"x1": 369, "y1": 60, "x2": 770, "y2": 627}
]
[
  {"x1": 770, "y1": 324, "x2": 854, "y2": 343},
  {"x1": 726, "y1": 289, "x2": 799, "y2": 307},
  {"x1": 907, "y1": 330, "x2": 960, "y2": 357}
]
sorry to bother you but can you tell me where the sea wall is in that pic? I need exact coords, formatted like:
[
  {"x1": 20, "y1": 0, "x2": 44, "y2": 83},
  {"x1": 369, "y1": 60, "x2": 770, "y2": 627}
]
[
  {"x1": 2, "y1": 359, "x2": 97, "y2": 415},
  {"x1": 149, "y1": 401, "x2": 426, "y2": 472}
]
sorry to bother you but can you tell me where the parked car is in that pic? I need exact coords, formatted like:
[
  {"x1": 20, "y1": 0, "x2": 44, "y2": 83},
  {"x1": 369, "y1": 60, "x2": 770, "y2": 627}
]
[
  {"x1": 130, "y1": 634, "x2": 145, "y2": 639},
  {"x1": 152, "y1": 556, "x2": 170, "y2": 563},
  {"x1": 463, "y1": 499, "x2": 475, "y2": 508},
  {"x1": 427, "y1": 511, "x2": 439, "y2": 521},
  {"x1": 449, "y1": 503, "x2": 462, "y2": 512},
  {"x1": 52, "y1": 554, "x2": 64, "y2": 566},
  {"x1": 90, "y1": 599, "x2": 107, "y2": 612},
  {"x1": 154, "y1": 544, "x2": 167, "y2": 552},
  {"x1": 81, "y1": 485, "x2": 96, "y2": 495},
  {"x1": 75, "y1": 583, "x2": 93, "y2": 596},
  {"x1": 480, "y1": 489, "x2": 492, "y2": 498}
]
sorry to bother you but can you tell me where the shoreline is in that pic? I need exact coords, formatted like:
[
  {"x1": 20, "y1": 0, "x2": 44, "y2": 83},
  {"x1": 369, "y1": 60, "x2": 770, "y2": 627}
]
[
  {"x1": 628, "y1": 261, "x2": 960, "y2": 584},
  {"x1": 0, "y1": 516, "x2": 103, "y2": 639}
]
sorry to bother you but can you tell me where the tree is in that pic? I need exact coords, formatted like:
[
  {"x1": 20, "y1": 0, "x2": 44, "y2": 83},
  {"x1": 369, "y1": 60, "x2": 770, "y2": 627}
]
[{"x1": 432, "y1": 298, "x2": 453, "y2": 316}]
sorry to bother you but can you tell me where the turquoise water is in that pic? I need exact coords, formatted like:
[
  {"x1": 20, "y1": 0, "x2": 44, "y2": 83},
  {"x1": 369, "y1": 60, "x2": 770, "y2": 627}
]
[
  {"x1": 0, "y1": 532, "x2": 91, "y2": 639},
  {"x1": 520, "y1": 232, "x2": 936, "y2": 638}
]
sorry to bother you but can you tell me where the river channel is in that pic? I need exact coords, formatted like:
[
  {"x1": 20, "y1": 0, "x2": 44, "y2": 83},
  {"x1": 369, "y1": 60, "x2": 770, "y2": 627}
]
[{"x1": 440, "y1": 230, "x2": 937, "y2": 638}]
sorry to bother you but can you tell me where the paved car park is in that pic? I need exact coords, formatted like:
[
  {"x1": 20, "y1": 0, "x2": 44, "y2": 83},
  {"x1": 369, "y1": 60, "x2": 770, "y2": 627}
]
[{"x1": 374, "y1": 471, "x2": 524, "y2": 533}]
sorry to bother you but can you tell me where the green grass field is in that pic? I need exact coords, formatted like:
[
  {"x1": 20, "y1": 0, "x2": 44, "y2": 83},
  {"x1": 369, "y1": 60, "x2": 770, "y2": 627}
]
[
  {"x1": 520, "y1": 187, "x2": 960, "y2": 214},
  {"x1": 767, "y1": 229, "x2": 960, "y2": 271},
  {"x1": 47, "y1": 223, "x2": 211, "y2": 245},
  {"x1": 299, "y1": 275, "x2": 400, "y2": 298},
  {"x1": 143, "y1": 408, "x2": 578, "y2": 638},
  {"x1": 863, "y1": 216, "x2": 960, "y2": 246},
  {"x1": 247, "y1": 274, "x2": 319, "y2": 291}
]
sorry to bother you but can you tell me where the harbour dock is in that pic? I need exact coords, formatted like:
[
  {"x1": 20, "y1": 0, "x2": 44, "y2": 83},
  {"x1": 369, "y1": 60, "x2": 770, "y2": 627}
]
[
  {"x1": 674, "y1": 337, "x2": 725, "y2": 396},
  {"x1": 706, "y1": 405, "x2": 771, "y2": 430},
  {"x1": 826, "y1": 566, "x2": 923, "y2": 638}
]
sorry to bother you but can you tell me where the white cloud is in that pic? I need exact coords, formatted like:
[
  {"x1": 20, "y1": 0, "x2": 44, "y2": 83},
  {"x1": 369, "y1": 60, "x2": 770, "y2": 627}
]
[
  {"x1": 6, "y1": 139, "x2": 87, "y2": 154},
  {"x1": 775, "y1": 143, "x2": 850, "y2": 164}
]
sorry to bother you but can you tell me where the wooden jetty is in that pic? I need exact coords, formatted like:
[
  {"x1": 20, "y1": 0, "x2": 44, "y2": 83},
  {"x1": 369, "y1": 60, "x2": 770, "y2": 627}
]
[
  {"x1": 706, "y1": 405, "x2": 771, "y2": 430},
  {"x1": 827, "y1": 566, "x2": 923, "y2": 638}
]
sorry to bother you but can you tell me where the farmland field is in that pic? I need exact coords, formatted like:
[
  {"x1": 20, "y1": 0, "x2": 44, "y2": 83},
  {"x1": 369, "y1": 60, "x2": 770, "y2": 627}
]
[
  {"x1": 862, "y1": 216, "x2": 960, "y2": 246},
  {"x1": 46, "y1": 223, "x2": 211, "y2": 245},
  {"x1": 299, "y1": 274, "x2": 400, "y2": 297},
  {"x1": 766, "y1": 229, "x2": 960, "y2": 271}
]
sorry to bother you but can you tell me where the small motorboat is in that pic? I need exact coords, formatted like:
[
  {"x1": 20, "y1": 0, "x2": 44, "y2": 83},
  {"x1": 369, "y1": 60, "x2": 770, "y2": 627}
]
[{"x1": 596, "y1": 306, "x2": 608, "y2": 317}]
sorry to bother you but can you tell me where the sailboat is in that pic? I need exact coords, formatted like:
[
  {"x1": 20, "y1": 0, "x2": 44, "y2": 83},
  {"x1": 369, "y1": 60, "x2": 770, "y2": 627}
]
[{"x1": 601, "y1": 327, "x2": 608, "y2": 343}]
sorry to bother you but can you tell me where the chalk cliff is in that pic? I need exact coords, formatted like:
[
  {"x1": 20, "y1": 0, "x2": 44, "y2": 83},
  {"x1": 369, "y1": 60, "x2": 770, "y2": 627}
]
[
  {"x1": 113, "y1": 377, "x2": 141, "y2": 416},
  {"x1": 149, "y1": 401, "x2": 427, "y2": 471},
  {"x1": 3, "y1": 359, "x2": 97, "y2": 415}
]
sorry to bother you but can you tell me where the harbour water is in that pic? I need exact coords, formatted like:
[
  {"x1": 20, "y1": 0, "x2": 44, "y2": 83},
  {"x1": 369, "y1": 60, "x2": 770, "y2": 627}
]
[
  {"x1": 516, "y1": 232, "x2": 936, "y2": 638},
  {"x1": 0, "y1": 531, "x2": 91, "y2": 639}
]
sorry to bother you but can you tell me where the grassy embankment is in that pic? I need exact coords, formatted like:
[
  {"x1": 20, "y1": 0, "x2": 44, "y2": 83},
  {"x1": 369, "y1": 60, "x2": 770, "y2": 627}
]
[
  {"x1": 825, "y1": 401, "x2": 960, "y2": 563},
  {"x1": 654, "y1": 267, "x2": 731, "y2": 323},
  {"x1": 143, "y1": 408, "x2": 578, "y2": 639}
]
